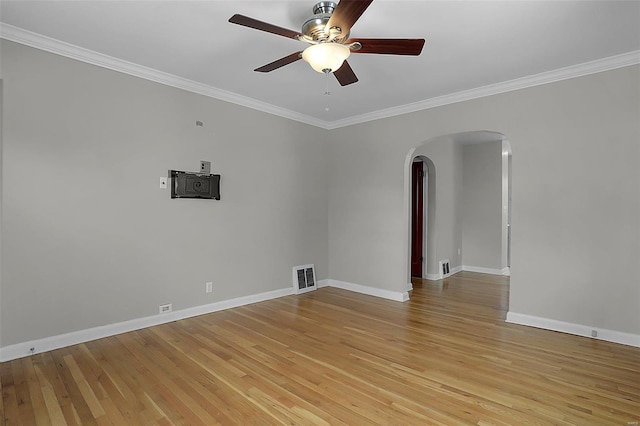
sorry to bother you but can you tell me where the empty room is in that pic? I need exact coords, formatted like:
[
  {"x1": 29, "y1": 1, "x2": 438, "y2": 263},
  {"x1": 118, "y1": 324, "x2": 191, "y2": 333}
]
[{"x1": 1, "y1": 0, "x2": 639, "y2": 424}]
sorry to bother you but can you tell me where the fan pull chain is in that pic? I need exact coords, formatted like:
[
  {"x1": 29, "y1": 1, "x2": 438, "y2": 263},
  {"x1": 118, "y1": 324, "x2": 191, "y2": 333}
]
[{"x1": 324, "y1": 70, "x2": 331, "y2": 112}]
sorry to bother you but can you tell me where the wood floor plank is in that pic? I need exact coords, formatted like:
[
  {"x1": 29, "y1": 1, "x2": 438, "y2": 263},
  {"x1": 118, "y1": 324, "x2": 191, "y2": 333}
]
[
  {"x1": 22, "y1": 356, "x2": 52, "y2": 425},
  {"x1": 1, "y1": 361, "x2": 21, "y2": 426},
  {"x1": 40, "y1": 385, "x2": 67, "y2": 426},
  {"x1": 50, "y1": 349, "x2": 99, "y2": 426},
  {"x1": 2, "y1": 272, "x2": 639, "y2": 425},
  {"x1": 10, "y1": 358, "x2": 38, "y2": 425},
  {"x1": 0, "y1": 363, "x2": 4, "y2": 425},
  {"x1": 63, "y1": 354, "x2": 106, "y2": 420}
]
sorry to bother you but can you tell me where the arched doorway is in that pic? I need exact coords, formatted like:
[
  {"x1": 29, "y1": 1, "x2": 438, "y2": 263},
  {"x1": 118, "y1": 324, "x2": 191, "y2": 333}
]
[
  {"x1": 410, "y1": 155, "x2": 436, "y2": 279},
  {"x1": 404, "y1": 131, "x2": 511, "y2": 288}
]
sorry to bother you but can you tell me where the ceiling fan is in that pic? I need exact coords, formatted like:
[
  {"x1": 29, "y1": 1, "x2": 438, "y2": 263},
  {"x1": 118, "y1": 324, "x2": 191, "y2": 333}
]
[{"x1": 229, "y1": 0, "x2": 425, "y2": 86}]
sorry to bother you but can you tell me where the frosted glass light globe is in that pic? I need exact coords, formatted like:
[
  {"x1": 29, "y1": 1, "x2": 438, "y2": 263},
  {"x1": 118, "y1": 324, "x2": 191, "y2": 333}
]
[{"x1": 302, "y1": 43, "x2": 351, "y2": 73}]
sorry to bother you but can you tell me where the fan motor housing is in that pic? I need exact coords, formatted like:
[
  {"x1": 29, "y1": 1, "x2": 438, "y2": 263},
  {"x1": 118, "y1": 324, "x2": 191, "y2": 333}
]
[
  {"x1": 302, "y1": 1, "x2": 346, "y2": 42},
  {"x1": 312, "y1": 1, "x2": 335, "y2": 14}
]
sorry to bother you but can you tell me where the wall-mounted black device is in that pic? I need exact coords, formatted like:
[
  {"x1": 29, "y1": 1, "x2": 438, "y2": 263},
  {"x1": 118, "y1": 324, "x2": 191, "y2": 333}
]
[{"x1": 170, "y1": 170, "x2": 220, "y2": 200}]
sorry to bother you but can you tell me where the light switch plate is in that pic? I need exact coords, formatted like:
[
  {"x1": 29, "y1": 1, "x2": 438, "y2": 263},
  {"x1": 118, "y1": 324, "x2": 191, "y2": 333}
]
[{"x1": 159, "y1": 177, "x2": 168, "y2": 189}]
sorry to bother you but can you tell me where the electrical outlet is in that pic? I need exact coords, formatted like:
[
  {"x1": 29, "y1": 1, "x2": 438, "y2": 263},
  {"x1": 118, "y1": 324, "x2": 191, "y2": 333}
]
[
  {"x1": 591, "y1": 330, "x2": 598, "y2": 337},
  {"x1": 159, "y1": 303, "x2": 172, "y2": 314},
  {"x1": 206, "y1": 282, "x2": 213, "y2": 293},
  {"x1": 200, "y1": 161, "x2": 211, "y2": 174},
  {"x1": 159, "y1": 177, "x2": 168, "y2": 189}
]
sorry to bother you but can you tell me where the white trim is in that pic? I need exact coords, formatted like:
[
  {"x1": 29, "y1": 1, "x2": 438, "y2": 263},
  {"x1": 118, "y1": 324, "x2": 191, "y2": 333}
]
[
  {"x1": 0, "y1": 279, "x2": 408, "y2": 361},
  {"x1": 0, "y1": 287, "x2": 293, "y2": 362},
  {"x1": 317, "y1": 279, "x2": 330, "y2": 288},
  {"x1": 506, "y1": 312, "x2": 640, "y2": 348},
  {"x1": 423, "y1": 264, "x2": 463, "y2": 281},
  {"x1": 326, "y1": 50, "x2": 640, "y2": 129},
  {"x1": 463, "y1": 265, "x2": 511, "y2": 276},
  {"x1": 327, "y1": 279, "x2": 410, "y2": 302},
  {"x1": 403, "y1": 148, "x2": 417, "y2": 295},
  {"x1": 424, "y1": 273, "x2": 441, "y2": 281},
  {"x1": 450, "y1": 264, "x2": 463, "y2": 276},
  {"x1": 0, "y1": 24, "x2": 327, "y2": 129},
  {"x1": 1, "y1": 23, "x2": 638, "y2": 130}
]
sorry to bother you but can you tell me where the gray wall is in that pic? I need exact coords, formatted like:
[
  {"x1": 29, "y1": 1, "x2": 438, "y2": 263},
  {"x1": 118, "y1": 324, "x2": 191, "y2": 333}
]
[
  {"x1": 0, "y1": 41, "x2": 328, "y2": 346},
  {"x1": 328, "y1": 65, "x2": 640, "y2": 335},
  {"x1": 462, "y1": 140, "x2": 503, "y2": 270},
  {"x1": 0, "y1": 80, "x2": 3, "y2": 348},
  {"x1": 413, "y1": 136, "x2": 464, "y2": 272},
  {"x1": 2, "y1": 40, "x2": 639, "y2": 348}
]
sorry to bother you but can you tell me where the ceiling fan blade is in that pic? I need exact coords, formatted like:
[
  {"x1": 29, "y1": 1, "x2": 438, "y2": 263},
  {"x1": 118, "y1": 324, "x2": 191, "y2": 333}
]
[
  {"x1": 326, "y1": 0, "x2": 373, "y2": 40},
  {"x1": 348, "y1": 38, "x2": 426, "y2": 55},
  {"x1": 333, "y1": 60, "x2": 358, "y2": 86},
  {"x1": 254, "y1": 52, "x2": 303, "y2": 72},
  {"x1": 229, "y1": 14, "x2": 303, "y2": 40}
]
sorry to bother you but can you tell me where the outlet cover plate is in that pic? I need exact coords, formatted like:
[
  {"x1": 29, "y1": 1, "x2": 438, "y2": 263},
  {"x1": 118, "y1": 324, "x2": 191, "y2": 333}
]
[{"x1": 200, "y1": 161, "x2": 211, "y2": 174}]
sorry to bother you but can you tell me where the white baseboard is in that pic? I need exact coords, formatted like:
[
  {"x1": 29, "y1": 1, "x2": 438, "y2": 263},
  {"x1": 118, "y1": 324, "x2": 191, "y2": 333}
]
[
  {"x1": 326, "y1": 279, "x2": 410, "y2": 302},
  {"x1": 0, "y1": 287, "x2": 293, "y2": 362},
  {"x1": 423, "y1": 264, "x2": 463, "y2": 281},
  {"x1": 463, "y1": 265, "x2": 511, "y2": 276},
  {"x1": 506, "y1": 312, "x2": 640, "y2": 348},
  {"x1": 424, "y1": 273, "x2": 441, "y2": 280},
  {"x1": 0, "y1": 278, "x2": 425, "y2": 361},
  {"x1": 7, "y1": 282, "x2": 635, "y2": 363},
  {"x1": 449, "y1": 265, "x2": 463, "y2": 276},
  {"x1": 0, "y1": 279, "x2": 409, "y2": 362},
  {"x1": 317, "y1": 279, "x2": 330, "y2": 288}
]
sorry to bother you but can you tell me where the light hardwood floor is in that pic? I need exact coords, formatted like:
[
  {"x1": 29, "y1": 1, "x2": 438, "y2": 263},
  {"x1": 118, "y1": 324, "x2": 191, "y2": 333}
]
[{"x1": 2, "y1": 272, "x2": 639, "y2": 425}]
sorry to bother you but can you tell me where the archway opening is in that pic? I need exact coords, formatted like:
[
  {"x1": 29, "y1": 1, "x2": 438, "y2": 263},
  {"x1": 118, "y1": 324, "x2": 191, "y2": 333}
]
[
  {"x1": 404, "y1": 131, "x2": 511, "y2": 289},
  {"x1": 410, "y1": 156, "x2": 436, "y2": 278}
]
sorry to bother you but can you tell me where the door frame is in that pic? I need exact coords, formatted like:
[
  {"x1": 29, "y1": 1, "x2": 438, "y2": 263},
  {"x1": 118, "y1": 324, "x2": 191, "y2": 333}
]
[{"x1": 411, "y1": 160, "x2": 425, "y2": 277}]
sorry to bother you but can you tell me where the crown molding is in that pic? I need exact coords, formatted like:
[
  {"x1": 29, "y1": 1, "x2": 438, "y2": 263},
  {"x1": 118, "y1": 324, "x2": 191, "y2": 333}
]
[
  {"x1": 0, "y1": 23, "x2": 329, "y2": 129},
  {"x1": 326, "y1": 50, "x2": 640, "y2": 129},
  {"x1": 2, "y1": 23, "x2": 639, "y2": 131}
]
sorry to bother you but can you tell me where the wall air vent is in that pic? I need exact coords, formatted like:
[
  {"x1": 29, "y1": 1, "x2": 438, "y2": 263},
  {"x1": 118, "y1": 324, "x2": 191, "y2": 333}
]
[
  {"x1": 439, "y1": 259, "x2": 451, "y2": 279},
  {"x1": 293, "y1": 264, "x2": 317, "y2": 295}
]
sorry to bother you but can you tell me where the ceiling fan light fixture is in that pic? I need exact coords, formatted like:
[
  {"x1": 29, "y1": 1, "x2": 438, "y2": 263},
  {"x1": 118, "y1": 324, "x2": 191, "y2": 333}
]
[{"x1": 302, "y1": 43, "x2": 350, "y2": 73}]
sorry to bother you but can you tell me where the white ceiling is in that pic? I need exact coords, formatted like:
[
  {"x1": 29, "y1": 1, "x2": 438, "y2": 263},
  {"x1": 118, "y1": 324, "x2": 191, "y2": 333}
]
[{"x1": 1, "y1": 1, "x2": 639, "y2": 128}]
